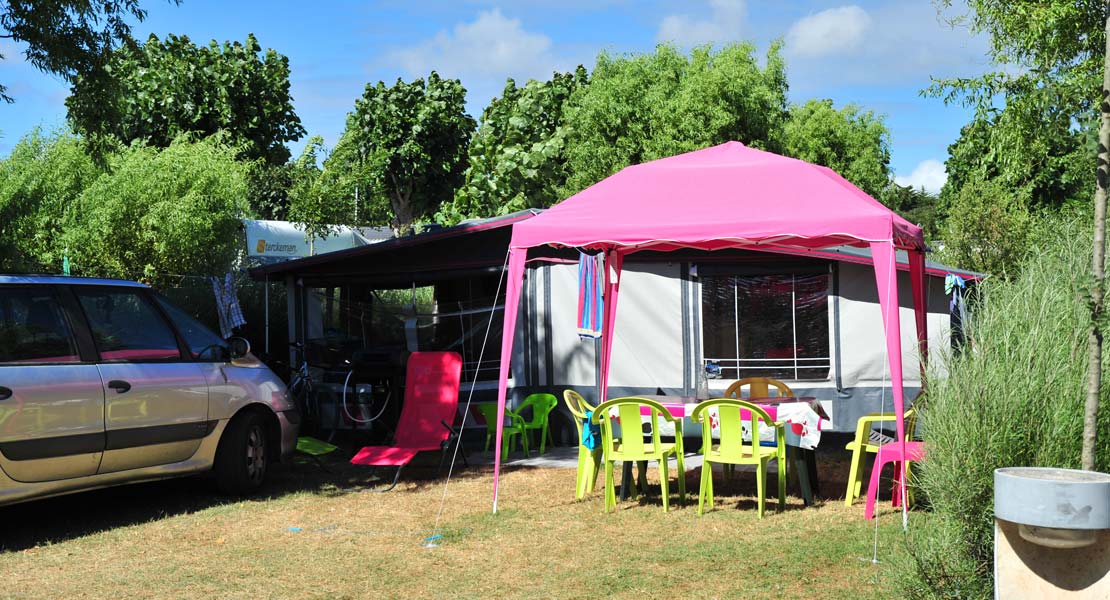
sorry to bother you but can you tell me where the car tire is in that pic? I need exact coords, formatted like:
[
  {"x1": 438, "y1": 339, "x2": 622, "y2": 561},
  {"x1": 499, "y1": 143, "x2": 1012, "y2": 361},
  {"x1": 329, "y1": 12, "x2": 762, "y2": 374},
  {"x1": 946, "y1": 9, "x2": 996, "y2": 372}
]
[{"x1": 214, "y1": 411, "x2": 269, "y2": 495}]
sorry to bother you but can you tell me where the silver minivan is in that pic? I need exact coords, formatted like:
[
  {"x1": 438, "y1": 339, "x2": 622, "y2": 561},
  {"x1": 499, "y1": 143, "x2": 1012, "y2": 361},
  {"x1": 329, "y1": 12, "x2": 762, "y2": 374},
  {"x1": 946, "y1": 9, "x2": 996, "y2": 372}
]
[{"x1": 0, "y1": 275, "x2": 299, "y2": 506}]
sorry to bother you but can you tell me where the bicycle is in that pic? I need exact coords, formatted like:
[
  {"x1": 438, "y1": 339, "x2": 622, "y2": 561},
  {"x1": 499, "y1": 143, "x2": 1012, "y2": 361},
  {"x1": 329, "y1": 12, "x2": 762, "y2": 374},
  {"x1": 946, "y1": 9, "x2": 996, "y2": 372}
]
[
  {"x1": 287, "y1": 343, "x2": 393, "y2": 442},
  {"x1": 287, "y1": 342, "x2": 321, "y2": 435}
]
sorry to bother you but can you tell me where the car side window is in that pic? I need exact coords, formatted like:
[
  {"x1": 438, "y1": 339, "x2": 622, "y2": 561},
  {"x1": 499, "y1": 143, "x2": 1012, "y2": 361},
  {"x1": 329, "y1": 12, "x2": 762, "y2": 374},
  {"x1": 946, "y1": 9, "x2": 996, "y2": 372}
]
[
  {"x1": 0, "y1": 287, "x2": 81, "y2": 364},
  {"x1": 75, "y1": 288, "x2": 182, "y2": 362},
  {"x1": 153, "y1": 294, "x2": 229, "y2": 361}
]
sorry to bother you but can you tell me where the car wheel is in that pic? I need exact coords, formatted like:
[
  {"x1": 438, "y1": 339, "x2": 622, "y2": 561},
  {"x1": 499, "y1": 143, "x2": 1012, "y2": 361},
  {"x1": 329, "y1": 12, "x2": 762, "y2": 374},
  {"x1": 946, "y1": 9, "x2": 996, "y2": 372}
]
[{"x1": 214, "y1": 411, "x2": 269, "y2": 495}]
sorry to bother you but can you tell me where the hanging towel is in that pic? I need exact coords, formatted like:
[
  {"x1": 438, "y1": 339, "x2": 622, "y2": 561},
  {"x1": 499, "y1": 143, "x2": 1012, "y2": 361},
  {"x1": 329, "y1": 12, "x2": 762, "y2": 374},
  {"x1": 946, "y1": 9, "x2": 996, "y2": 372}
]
[
  {"x1": 211, "y1": 273, "x2": 246, "y2": 339},
  {"x1": 582, "y1": 409, "x2": 601, "y2": 450},
  {"x1": 577, "y1": 252, "x2": 604, "y2": 339}
]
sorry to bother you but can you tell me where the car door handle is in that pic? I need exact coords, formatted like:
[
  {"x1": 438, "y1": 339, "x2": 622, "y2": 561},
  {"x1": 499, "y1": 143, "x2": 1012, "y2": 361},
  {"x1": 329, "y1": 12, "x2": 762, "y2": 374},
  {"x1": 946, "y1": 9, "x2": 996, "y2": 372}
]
[
  {"x1": 0, "y1": 386, "x2": 11, "y2": 400},
  {"x1": 107, "y1": 380, "x2": 131, "y2": 394}
]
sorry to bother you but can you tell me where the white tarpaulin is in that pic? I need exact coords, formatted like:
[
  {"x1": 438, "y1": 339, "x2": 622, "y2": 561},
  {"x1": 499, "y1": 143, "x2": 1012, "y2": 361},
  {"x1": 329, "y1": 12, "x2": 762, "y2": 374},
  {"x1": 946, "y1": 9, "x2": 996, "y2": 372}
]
[{"x1": 243, "y1": 219, "x2": 391, "y2": 259}]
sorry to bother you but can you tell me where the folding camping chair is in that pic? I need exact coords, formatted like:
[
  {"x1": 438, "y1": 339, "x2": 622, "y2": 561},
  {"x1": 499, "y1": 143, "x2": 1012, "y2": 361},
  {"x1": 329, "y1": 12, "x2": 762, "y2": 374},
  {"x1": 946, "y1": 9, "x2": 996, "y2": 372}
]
[{"x1": 350, "y1": 351, "x2": 464, "y2": 491}]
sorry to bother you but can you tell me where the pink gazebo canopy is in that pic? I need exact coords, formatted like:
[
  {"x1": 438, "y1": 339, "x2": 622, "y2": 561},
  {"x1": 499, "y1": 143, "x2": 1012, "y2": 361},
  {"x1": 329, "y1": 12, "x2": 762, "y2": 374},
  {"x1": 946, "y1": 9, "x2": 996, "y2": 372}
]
[
  {"x1": 491, "y1": 141, "x2": 928, "y2": 517},
  {"x1": 509, "y1": 141, "x2": 924, "y2": 253}
]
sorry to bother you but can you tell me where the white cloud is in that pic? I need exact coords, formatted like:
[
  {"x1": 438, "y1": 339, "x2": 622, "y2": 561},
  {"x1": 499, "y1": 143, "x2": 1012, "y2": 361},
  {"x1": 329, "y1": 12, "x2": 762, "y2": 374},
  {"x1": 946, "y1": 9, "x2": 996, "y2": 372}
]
[
  {"x1": 380, "y1": 9, "x2": 588, "y2": 117},
  {"x1": 782, "y1": 2, "x2": 991, "y2": 88},
  {"x1": 387, "y1": 9, "x2": 558, "y2": 80},
  {"x1": 895, "y1": 159, "x2": 947, "y2": 194},
  {"x1": 786, "y1": 6, "x2": 872, "y2": 58},
  {"x1": 656, "y1": 0, "x2": 746, "y2": 47}
]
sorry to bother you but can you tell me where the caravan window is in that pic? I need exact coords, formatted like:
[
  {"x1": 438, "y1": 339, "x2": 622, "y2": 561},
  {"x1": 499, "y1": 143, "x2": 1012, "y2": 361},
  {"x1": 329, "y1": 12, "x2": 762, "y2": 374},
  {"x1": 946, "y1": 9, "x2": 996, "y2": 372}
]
[{"x1": 701, "y1": 273, "x2": 830, "y2": 381}]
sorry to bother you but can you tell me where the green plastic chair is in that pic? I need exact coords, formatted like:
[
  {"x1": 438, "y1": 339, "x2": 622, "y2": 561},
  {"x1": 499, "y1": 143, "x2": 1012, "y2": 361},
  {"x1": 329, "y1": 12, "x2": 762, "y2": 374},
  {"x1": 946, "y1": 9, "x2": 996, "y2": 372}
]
[
  {"x1": 844, "y1": 407, "x2": 918, "y2": 506},
  {"x1": 592, "y1": 397, "x2": 686, "y2": 513},
  {"x1": 691, "y1": 398, "x2": 786, "y2": 518},
  {"x1": 518, "y1": 393, "x2": 558, "y2": 454},
  {"x1": 471, "y1": 402, "x2": 529, "y2": 460},
  {"x1": 563, "y1": 390, "x2": 602, "y2": 499}
]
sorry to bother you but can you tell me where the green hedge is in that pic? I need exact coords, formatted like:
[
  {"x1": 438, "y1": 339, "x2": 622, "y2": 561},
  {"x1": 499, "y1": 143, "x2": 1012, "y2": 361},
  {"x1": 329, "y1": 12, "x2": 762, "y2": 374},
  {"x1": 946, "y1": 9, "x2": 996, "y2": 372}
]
[{"x1": 893, "y1": 214, "x2": 1110, "y2": 598}]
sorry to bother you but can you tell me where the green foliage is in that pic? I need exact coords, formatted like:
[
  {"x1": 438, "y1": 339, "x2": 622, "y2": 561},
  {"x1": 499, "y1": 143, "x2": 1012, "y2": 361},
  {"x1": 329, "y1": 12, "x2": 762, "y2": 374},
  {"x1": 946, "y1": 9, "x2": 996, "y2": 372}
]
[
  {"x1": 781, "y1": 98, "x2": 891, "y2": 199},
  {"x1": 929, "y1": 1, "x2": 1101, "y2": 263},
  {"x1": 247, "y1": 161, "x2": 296, "y2": 221},
  {"x1": 893, "y1": 214, "x2": 1110, "y2": 598},
  {"x1": 560, "y1": 43, "x2": 789, "y2": 196},
  {"x1": 938, "y1": 100, "x2": 1092, "y2": 216},
  {"x1": 0, "y1": 128, "x2": 104, "y2": 271},
  {"x1": 61, "y1": 135, "x2": 250, "y2": 282},
  {"x1": 341, "y1": 72, "x2": 475, "y2": 234},
  {"x1": 66, "y1": 32, "x2": 305, "y2": 166},
  {"x1": 287, "y1": 133, "x2": 386, "y2": 242},
  {"x1": 936, "y1": 176, "x2": 1032, "y2": 278},
  {"x1": 438, "y1": 68, "x2": 589, "y2": 225},
  {"x1": 880, "y1": 184, "x2": 941, "y2": 240},
  {"x1": 0, "y1": 0, "x2": 164, "y2": 103}
]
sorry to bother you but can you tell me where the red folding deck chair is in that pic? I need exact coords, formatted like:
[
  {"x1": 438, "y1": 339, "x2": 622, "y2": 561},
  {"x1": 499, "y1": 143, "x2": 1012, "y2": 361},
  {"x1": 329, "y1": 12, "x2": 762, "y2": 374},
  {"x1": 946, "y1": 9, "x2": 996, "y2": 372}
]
[{"x1": 350, "y1": 351, "x2": 463, "y2": 491}]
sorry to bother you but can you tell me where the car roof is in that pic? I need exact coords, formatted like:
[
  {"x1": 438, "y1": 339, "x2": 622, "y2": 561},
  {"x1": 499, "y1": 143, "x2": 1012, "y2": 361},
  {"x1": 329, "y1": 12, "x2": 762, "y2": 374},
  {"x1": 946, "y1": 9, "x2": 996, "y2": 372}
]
[{"x1": 0, "y1": 275, "x2": 148, "y2": 288}]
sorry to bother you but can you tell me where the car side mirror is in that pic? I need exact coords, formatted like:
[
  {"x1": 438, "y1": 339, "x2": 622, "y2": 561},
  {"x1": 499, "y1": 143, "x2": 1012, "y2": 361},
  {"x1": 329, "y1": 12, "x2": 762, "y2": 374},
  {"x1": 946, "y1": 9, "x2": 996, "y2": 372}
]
[{"x1": 228, "y1": 337, "x2": 251, "y2": 359}]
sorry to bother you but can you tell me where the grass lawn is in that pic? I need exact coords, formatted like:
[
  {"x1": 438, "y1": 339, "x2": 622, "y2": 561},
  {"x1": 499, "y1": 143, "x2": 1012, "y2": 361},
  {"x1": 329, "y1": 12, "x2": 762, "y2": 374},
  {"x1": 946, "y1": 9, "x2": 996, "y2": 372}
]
[{"x1": 0, "y1": 442, "x2": 910, "y2": 599}]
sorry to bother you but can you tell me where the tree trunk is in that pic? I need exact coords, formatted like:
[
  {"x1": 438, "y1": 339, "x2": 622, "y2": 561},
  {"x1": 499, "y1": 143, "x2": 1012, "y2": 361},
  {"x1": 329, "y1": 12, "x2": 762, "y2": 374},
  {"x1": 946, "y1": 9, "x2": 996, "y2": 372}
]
[{"x1": 1082, "y1": 6, "x2": 1110, "y2": 471}]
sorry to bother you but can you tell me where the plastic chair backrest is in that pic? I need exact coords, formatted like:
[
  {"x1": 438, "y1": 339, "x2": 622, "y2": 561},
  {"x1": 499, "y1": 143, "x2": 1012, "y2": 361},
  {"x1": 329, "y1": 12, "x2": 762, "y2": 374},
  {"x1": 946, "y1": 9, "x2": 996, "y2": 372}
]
[
  {"x1": 724, "y1": 377, "x2": 794, "y2": 399},
  {"x1": 592, "y1": 397, "x2": 675, "y2": 460},
  {"x1": 691, "y1": 398, "x2": 776, "y2": 462},
  {"x1": 906, "y1": 408, "x2": 919, "y2": 441},
  {"x1": 563, "y1": 389, "x2": 595, "y2": 440},
  {"x1": 520, "y1": 393, "x2": 558, "y2": 426},
  {"x1": 470, "y1": 403, "x2": 497, "y2": 429},
  {"x1": 395, "y1": 352, "x2": 462, "y2": 447}
]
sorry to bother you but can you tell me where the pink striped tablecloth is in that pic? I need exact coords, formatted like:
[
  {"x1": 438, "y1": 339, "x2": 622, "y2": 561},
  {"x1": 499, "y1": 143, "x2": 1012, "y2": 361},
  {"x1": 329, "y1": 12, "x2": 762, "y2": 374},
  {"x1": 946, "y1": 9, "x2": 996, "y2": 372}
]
[{"x1": 618, "y1": 395, "x2": 831, "y2": 450}]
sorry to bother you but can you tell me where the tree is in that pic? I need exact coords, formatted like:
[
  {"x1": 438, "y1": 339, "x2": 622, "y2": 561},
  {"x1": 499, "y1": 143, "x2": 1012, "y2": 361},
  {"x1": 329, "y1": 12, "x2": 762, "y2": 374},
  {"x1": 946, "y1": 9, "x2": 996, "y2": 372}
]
[
  {"x1": 560, "y1": 43, "x2": 789, "y2": 196},
  {"x1": 437, "y1": 68, "x2": 588, "y2": 225},
  {"x1": 931, "y1": 0, "x2": 1108, "y2": 471},
  {"x1": 937, "y1": 175, "x2": 1032, "y2": 278},
  {"x1": 781, "y1": 98, "x2": 891, "y2": 199},
  {"x1": 939, "y1": 103, "x2": 1092, "y2": 216},
  {"x1": 880, "y1": 183, "x2": 941, "y2": 239},
  {"x1": 286, "y1": 133, "x2": 385, "y2": 242},
  {"x1": 0, "y1": 0, "x2": 171, "y2": 103},
  {"x1": 341, "y1": 72, "x2": 475, "y2": 234},
  {"x1": 61, "y1": 135, "x2": 250, "y2": 281},
  {"x1": 1087, "y1": 3, "x2": 1109, "y2": 474},
  {"x1": 0, "y1": 128, "x2": 104, "y2": 270},
  {"x1": 66, "y1": 33, "x2": 304, "y2": 166}
]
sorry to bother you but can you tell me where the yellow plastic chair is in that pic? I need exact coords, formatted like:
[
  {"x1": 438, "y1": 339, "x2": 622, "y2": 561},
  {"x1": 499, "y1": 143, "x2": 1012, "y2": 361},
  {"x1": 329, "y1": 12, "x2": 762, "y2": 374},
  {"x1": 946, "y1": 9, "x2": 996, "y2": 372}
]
[
  {"x1": 563, "y1": 390, "x2": 603, "y2": 499},
  {"x1": 471, "y1": 403, "x2": 529, "y2": 460},
  {"x1": 724, "y1": 377, "x2": 795, "y2": 399},
  {"x1": 519, "y1": 393, "x2": 558, "y2": 454},
  {"x1": 592, "y1": 397, "x2": 686, "y2": 513},
  {"x1": 844, "y1": 407, "x2": 918, "y2": 506},
  {"x1": 691, "y1": 398, "x2": 786, "y2": 518}
]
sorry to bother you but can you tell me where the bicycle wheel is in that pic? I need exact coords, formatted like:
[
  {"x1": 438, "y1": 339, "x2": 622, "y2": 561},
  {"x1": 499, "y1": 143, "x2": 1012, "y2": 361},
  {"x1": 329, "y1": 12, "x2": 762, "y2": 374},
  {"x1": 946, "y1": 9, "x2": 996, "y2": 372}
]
[{"x1": 290, "y1": 376, "x2": 318, "y2": 436}]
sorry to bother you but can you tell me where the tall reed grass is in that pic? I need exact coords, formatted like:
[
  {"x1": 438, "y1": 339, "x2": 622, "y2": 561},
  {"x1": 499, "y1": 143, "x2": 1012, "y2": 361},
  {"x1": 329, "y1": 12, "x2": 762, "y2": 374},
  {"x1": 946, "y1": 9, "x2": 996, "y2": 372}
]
[{"x1": 893, "y1": 215, "x2": 1110, "y2": 598}]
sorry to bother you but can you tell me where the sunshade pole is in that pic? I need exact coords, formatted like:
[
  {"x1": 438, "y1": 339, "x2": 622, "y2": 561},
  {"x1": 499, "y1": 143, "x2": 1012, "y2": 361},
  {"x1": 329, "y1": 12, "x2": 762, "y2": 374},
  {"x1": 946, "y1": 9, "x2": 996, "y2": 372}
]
[
  {"x1": 869, "y1": 240, "x2": 909, "y2": 531},
  {"x1": 599, "y1": 250, "x2": 624, "y2": 401},
  {"x1": 492, "y1": 248, "x2": 527, "y2": 513},
  {"x1": 908, "y1": 249, "x2": 928, "y2": 377}
]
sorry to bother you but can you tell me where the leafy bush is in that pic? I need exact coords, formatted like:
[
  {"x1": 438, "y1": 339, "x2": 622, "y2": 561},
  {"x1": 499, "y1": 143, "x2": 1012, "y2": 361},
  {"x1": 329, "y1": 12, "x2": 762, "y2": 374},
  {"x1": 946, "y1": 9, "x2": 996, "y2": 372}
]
[
  {"x1": 62, "y1": 135, "x2": 249, "y2": 282},
  {"x1": 893, "y1": 213, "x2": 1110, "y2": 598},
  {"x1": 0, "y1": 128, "x2": 103, "y2": 271}
]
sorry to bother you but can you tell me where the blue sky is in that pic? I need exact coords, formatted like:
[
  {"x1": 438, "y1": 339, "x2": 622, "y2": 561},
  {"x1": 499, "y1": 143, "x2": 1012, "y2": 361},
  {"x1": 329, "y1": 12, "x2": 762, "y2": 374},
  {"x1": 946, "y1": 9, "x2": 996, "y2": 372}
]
[{"x1": 0, "y1": 0, "x2": 993, "y2": 193}]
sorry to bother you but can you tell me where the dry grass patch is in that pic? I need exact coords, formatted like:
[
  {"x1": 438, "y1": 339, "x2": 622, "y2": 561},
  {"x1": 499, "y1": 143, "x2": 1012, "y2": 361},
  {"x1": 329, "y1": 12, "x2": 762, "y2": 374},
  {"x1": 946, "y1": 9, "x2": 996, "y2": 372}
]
[{"x1": 0, "y1": 451, "x2": 908, "y2": 599}]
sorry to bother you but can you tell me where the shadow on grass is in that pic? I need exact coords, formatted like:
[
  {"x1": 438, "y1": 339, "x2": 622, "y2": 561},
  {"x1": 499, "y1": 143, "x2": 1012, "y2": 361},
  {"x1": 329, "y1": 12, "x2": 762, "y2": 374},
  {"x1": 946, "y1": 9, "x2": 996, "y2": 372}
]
[
  {"x1": 0, "y1": 438, "x2": 494, "y2": 552},
  {"x1": 0, "y1": 434, "x2": 863, "y2": 550}
]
